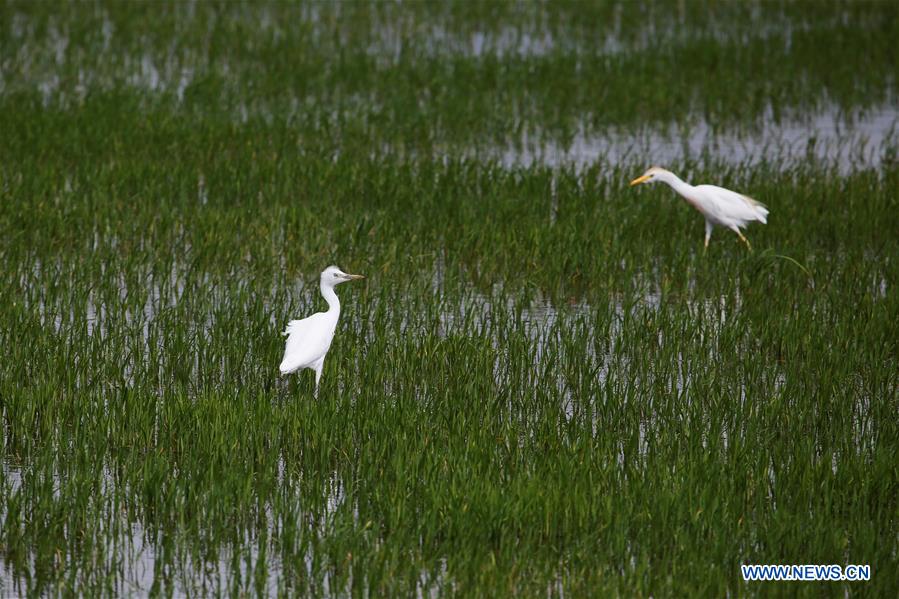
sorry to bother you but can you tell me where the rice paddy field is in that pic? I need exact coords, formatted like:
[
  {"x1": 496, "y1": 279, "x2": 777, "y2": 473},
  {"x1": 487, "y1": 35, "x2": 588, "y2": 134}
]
[{"x1": 1, "y1": 1, "x2": 898, "y2": 597}]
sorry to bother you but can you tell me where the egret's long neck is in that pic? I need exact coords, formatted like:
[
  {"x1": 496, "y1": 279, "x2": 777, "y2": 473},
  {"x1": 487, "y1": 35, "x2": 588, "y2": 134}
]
[
  {"x1": 320, "y1": 281, "x2": 340, "y2": 315},
  {"x1": 659, "y1": 171, "x2": 693, "y2": 196}
]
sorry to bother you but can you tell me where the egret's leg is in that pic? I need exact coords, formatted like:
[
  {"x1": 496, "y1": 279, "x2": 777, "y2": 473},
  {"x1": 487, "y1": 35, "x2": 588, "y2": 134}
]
[
  {"x1": 728, "y1": 226, "x2": 752, "y2": 251},
  {"x1": 312, "y1": 358, "x2": 324, "y2": 398},
  {"x1": 703, "y1": 221, "x2": 713, "y2": 254}
]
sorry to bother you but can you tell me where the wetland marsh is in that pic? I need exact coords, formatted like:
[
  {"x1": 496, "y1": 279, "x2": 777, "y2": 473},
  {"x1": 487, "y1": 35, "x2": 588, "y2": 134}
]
[{"x1": 1, "y1": 2, "x2": 897, "y2": 596}]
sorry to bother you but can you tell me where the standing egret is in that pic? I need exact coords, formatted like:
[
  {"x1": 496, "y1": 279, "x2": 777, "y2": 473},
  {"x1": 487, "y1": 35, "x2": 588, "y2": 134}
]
[
  {"x1": 279, "y1": 266, "x2": 365, "y2": 394},
  {"x1": 629, "y1": 166, "x2": 768, "y2": 251}
]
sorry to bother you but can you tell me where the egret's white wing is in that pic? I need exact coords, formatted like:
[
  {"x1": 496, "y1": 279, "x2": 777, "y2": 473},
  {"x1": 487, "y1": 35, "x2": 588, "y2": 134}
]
[
  {"x1": 279, "y1": 312, "x2": 337, "y2": 375},
  {"x1": 740, "y1": 193, "x2": 769, "y2": 223},
  {"x1": 696, "y1": 185, "x2": 769, "y2": 225}
]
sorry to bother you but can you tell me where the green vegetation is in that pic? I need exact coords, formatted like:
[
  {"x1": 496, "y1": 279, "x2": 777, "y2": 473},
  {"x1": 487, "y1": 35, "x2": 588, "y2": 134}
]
[{"x1": 1, "y1": 1, "x2": 897, "y2": 596}]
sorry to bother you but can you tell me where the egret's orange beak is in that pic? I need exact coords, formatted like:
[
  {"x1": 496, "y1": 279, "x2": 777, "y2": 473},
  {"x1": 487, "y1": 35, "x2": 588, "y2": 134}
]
[
  {"x1": 344, "y1": 273, "x2": 365, "y2": 280},
  {"x1": 629, "y1": 174, "x2": 652, "y2": 186}
]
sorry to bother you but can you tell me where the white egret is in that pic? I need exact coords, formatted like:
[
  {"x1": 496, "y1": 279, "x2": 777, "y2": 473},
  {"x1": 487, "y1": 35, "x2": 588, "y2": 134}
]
[
  {"x1": 629, "y1": 166, "x2": 768, "y2": 251},
  {"x1": 279, "y1": 265, "x2": 365, "y2": 394}
]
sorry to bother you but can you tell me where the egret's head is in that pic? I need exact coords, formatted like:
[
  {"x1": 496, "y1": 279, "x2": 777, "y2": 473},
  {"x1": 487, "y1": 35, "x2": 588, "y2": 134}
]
[
  {"x1": 321, "y1": 265, "x2": 365, "y2": 286},
  {"x1": 629, "y1": 166, "x2": 669, "y2": 187}
]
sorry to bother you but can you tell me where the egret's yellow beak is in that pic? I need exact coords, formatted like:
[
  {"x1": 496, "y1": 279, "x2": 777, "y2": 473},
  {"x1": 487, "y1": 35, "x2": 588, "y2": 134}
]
[
  {"x1": 629, "y1": 174, "x2": 652, "y2": 186},
  {"x1": 344, "y1": 273, "x2": 365, "y2": 280}
]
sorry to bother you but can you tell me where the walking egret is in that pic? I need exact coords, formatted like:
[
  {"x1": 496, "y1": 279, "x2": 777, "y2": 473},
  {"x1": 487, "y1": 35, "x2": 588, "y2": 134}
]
[
  {"x1": 629, "y1": 167, "x2": 768, "y2": 251},
  {"x1": 279, "y1": 266, "x2": 364, "y2": 394}
]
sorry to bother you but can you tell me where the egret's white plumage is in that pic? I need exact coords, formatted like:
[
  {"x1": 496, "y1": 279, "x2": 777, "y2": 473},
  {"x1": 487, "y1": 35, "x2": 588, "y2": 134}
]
[
  {"x1": 279, "y1": 265, "x2": 364, "y2": 393},
  {"x1": 630, "y1": 167, "x2": 768, "y2": 251}
]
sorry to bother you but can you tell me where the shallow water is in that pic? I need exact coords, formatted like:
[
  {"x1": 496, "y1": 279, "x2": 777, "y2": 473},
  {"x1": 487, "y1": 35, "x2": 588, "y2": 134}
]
[
  {"x1": 475, "y1": 104, "x2": 898, "y2": 174},
  {"x1": 6, "y1": 6, "x2": 896, "y2": 176}
]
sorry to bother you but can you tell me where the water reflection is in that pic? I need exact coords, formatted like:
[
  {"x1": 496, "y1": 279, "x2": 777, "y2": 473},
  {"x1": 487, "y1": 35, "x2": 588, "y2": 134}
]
[
  {"x1": 0, "y1": 460, "x2": 348, "y2": 596},
  {"x1": 5, "y1": 8, "x2": 895, "y2": 175},
  {"x1": 475, "y1": 105, "x2": 898, "y2": 174}
]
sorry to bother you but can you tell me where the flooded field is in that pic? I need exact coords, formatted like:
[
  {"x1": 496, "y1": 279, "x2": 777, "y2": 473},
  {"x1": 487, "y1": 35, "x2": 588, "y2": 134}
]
[
  {"x1": 481, "y1": 104, "x2": 898, "y2": 173},
  {"x1": 1, "y1": 2, "x2": 897, "y2": 597}
]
